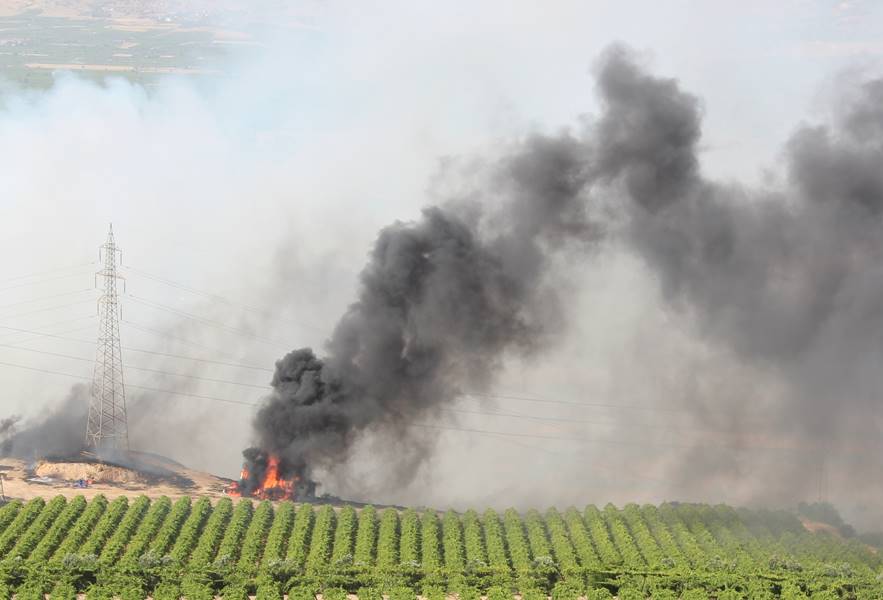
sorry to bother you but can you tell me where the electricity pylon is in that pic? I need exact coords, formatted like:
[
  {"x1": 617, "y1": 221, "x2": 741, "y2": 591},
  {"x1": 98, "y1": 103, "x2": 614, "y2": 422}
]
[{"x1": 85, "y1": 224, "x2": 129, "y2": 451}]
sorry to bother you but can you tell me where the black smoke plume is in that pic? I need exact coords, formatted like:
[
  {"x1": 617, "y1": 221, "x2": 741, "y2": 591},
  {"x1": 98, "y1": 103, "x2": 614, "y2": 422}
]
[
  {"x1": 1, "y1": 384, "x2": 88, "y2": 459},
  {"x1": 590, "y1": 46, "x2": 883, "y2": 506},
  {"x1": 250, "y1": 136, "x2": 599, "y2": 484},
  {"x1": 251, "y1": 44, "x2": 883, "y2": 509}
]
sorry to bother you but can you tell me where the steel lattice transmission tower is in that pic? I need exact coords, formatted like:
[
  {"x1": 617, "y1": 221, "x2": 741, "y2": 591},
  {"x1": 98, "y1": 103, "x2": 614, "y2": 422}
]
[{"x1": 85, "y1": 224, "x2": 129, "y2": 451}]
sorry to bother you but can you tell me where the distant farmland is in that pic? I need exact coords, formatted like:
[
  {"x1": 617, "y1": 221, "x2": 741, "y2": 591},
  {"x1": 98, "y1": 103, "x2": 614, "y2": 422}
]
[
  {"x1": 0, "y1": 12, "x2": 255, "y2": 89},
  {"x1": 0, "y1": 495, "x2": 880, "y2": 599}
]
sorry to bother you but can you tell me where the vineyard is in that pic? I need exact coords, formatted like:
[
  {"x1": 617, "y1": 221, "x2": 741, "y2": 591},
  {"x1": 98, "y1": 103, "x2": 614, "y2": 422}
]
[{"x1": 0, "y1": 496, "x2": 879, "y2": 599}]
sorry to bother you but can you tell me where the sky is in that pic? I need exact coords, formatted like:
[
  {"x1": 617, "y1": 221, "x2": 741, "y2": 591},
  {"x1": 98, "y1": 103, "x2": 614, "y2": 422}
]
[{"x1": 1, "y1": 0, "x2": 883, "y2": 523}]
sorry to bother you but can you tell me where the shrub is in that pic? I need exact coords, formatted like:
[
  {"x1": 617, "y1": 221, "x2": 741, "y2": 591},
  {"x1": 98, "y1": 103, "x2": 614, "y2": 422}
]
[
  {"x1": 50, "y1": 579, "x2": 77, "y2": 600},
  {"x1": 323, "y1": 586, "x2": 349, "y2": 600},
  {"x1": 86, "y1": 585, "x2": 114, "y2": 600},
  {"x1": 388, "y1": 586, "x2": 415, "y2": 600},
  {"x1": 550, "y1": 581, "x2": 581, "y2": 600},
  {"x1": 289, "y1": 585, "x2": 317, "y2": 600},
  {"x1": 358, "y1": 586, "x2": 383, "y2": 600},
  {"x1": 617, "y1": 587, "x2": 643, "y2": 600},
  {"x1": 422, "y1": 585, "x2": 446, "y2": 600},
  {"x1": 521, "y1": 589, "x2": 548, "y2": 600},
  {"x1": 221, "y1": 583, "x2": 249, "y2": 600},
  {"x1": 487, "y1": 585, "x2": 512, "y2": 600},
  {"x1": 16, "y1": 580, "x2": 46, "y2": 600},
  {"x1": 256, "y1": 578, "x2": 282, "y2": 600},
  {"x1": 457, "y1": 587, "x2": 481, "y2": 600},
  {"x1": 153, "y1": 582, "x2": 182, "y2": 600}
]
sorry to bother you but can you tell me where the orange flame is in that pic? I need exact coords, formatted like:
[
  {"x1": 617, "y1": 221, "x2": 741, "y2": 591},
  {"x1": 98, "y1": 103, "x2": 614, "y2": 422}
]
[{"x1": 227, "y1": 454, "x2": 298, "y2": 500}]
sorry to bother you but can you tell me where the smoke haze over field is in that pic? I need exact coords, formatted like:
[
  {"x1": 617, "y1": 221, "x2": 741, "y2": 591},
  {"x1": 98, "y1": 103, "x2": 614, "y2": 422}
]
[
  {"x1": 251, "y1": 44, "x2": 883, "y2": 525},
  {"x1": 2, "y1": 1, "x2": 883, "y2": 528}
]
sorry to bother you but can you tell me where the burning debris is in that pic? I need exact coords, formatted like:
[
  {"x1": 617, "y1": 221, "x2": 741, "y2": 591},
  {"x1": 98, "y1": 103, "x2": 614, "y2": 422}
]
[{"x1": 227, "y1": 448, "x2": 315, "y2": 501}]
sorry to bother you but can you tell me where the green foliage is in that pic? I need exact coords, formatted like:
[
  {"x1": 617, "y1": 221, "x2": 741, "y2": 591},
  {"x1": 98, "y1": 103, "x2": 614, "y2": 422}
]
[
  {"x1": 616, "y1": 586, "x2": 643, "y2": 600},
  {"x1": 353, "y1": 506, "x2": 377, "y2": 568},
  {"x1": 679, "y1": 589, "x2": 708, "y2": 600},
  {"x1": 221, "y1": 583, "x2": 249, "y2": 600},
  {"x1": 521, "y1": 588, "x2": 548, "y2": 600},
  {"x1": 322, "y1": 586, "x2": 348, "y2": 600},
  {"x1": 153, "y1": 581, "x2": 182, "y2": 600},
  {"x1": 422, "y1": 584, "x2": 445, "y2": 600},
  {"x1": 376, "y1": 508, "x2": 399, "y2": 569},
  {"x1": 215, "y1": 499, "x2": 253, "y2": 567},
  {"x1": 50, "y1": 579, "x2": 77, "y2": 600},
  {"x1": 81, "y1": 496, "x2": 129, "y2": 557},
  {"x1": 239, "y1": 501, "x2": 275, "y2": 576},
  {"x1": 255, "y1": 577, "x2": 282, "y2": 600},
  {"x1": 189, "y1": 496, "x2": 233, "y2": 567},
  {"x1": 7, "y1": 496, "x2": 65, "y2": 560},
  {"x1": 85, "y1": 584, "x2": 114, "y2": 600},
  {"x1": 550, "y1": 580, "x2": 581, "y2": 600},
  {"x1": 585, "y1": 589, "x2": 613, "y2": 600},
  {"x1": 457, "y1": 586, "x2": 481, "y2": 600},
  {"x1": 0, "y1": 498, "x2": 45, "y2": 556},
  {"x1": 358, "y1": 586, "x2": 384, "y2": 600},
  {"x1": 181, "y1": 577, "x2": 213, "y2": 600},
  {"x1": 306, "y1": 505, "x2": 336, "y2": 574},
  {"x1": 399, "y1": 509, "x2": 420, "y2": 567},
  {"x1": 16, "y1": 578, "x2": 47, "y2": 600},
  {"x1": 0, "y1": 494, "x2": 881, "y2": 597},
  {"x1": 288, "y1": 585, "x2": 317, "y2": 600},
  {"x1": 98, "y1": 496, "x2": 150, "y2": 565}
]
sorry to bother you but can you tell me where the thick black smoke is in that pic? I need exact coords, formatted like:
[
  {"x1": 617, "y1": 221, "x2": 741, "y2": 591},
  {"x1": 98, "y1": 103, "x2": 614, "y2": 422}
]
[
  {"x1": 252, "y1": 136, "x2": 598, "y2": 483},
  {"x1": 253, "y1": 44, "x2": 883, "y2": 507},
  {"x1": 1, "y1": 384, "x2": 88, "y2": 459},
  {"x1": 590, "y1": 46, "x2": 883, "y2": 507}
]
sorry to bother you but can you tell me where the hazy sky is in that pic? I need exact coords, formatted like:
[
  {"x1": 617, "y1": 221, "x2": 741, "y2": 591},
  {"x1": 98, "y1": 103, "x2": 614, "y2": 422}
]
[{"x1": 1, "y1": 0, "x2": 883, "y2": 520}]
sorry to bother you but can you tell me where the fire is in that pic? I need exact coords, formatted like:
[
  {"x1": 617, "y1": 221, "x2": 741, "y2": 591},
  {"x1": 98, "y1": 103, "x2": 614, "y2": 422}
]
[{"x1": 226, "y1": 453, "x2": 299, "y2": 501}]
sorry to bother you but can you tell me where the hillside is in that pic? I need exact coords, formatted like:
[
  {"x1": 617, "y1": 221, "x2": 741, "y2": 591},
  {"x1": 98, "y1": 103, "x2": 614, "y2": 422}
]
[
  {"x1": 0, "y1": 496, "x2": 879, "y2": 599},
  {"x1": 0, "y1": 456, "x2": 231, "y2": 502}
]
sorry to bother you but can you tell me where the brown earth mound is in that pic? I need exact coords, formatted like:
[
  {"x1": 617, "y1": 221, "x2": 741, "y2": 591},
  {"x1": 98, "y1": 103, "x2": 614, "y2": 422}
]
[
  {"x1": 34, "y1": 461, "x2": 144, "y2": 484},
  {"x1": 0, "y1": 453, "x2": 233, "y2": 503}
]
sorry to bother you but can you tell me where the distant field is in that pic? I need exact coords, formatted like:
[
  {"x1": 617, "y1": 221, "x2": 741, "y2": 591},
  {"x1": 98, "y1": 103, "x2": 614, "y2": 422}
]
[
  {"x1": 0, "y1": 495, "x2": 880, "y2": 599},
  {"x1": 0, "y1": 11, "x2": 255, "y2": 89}
]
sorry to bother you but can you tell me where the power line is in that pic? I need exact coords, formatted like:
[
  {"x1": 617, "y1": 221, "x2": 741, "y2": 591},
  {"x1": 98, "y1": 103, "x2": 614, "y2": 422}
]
[
  {"x1": 0, "y1": 261, "x2": 94, "y2": 285},
  {"x1": 0, "y1": 353, "x2": 856, "y2": 456},
  {"x1": 121, "y1": 346, "x2": 273, "y2": 373},
  {"x1": 0, "y1": 342, "x2": 270, "y2": 390},
  {"x1": 0, "y1": 298, "x2": 96, "y2": 321},
  {"x1": 407, "y1": 422, "x2": 808, "y2": 455},
  {"x1": 461, "y1": 391, "x2": 694, "y2": 414},
  {"x1": 0, "y1": 322, "x2": 274, "y2": 372},
  {"x1": 0, "y1": 319, "x2": 764, "y2": 421},
  {"x1": 0, "y1": 268, "x2": 95, "y2": 293},
  {"x1": 0, "y1": 316, "x2": 97, "y2": 342},
  {"x1": 126, "y1": 294, "x2": 291, "y2": 350},
  {"x1": 125, "y1": 265, "x2": 324, "y2": 333},
  {"x1": 0, "y1": 288, "x2": 92, "y2": 311},
  {"x1": 122, "y1": 319, "x2": 271, "y2": 363},
  {"x1": 0, "y1": 324, "x2": 96, "y2": 351},
  {"x1": 0, "y1": 358, "x2": 258, "y2": 407},
  {"x1": 0, "y1": 336, "x2": 764, "y2": 440}
]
